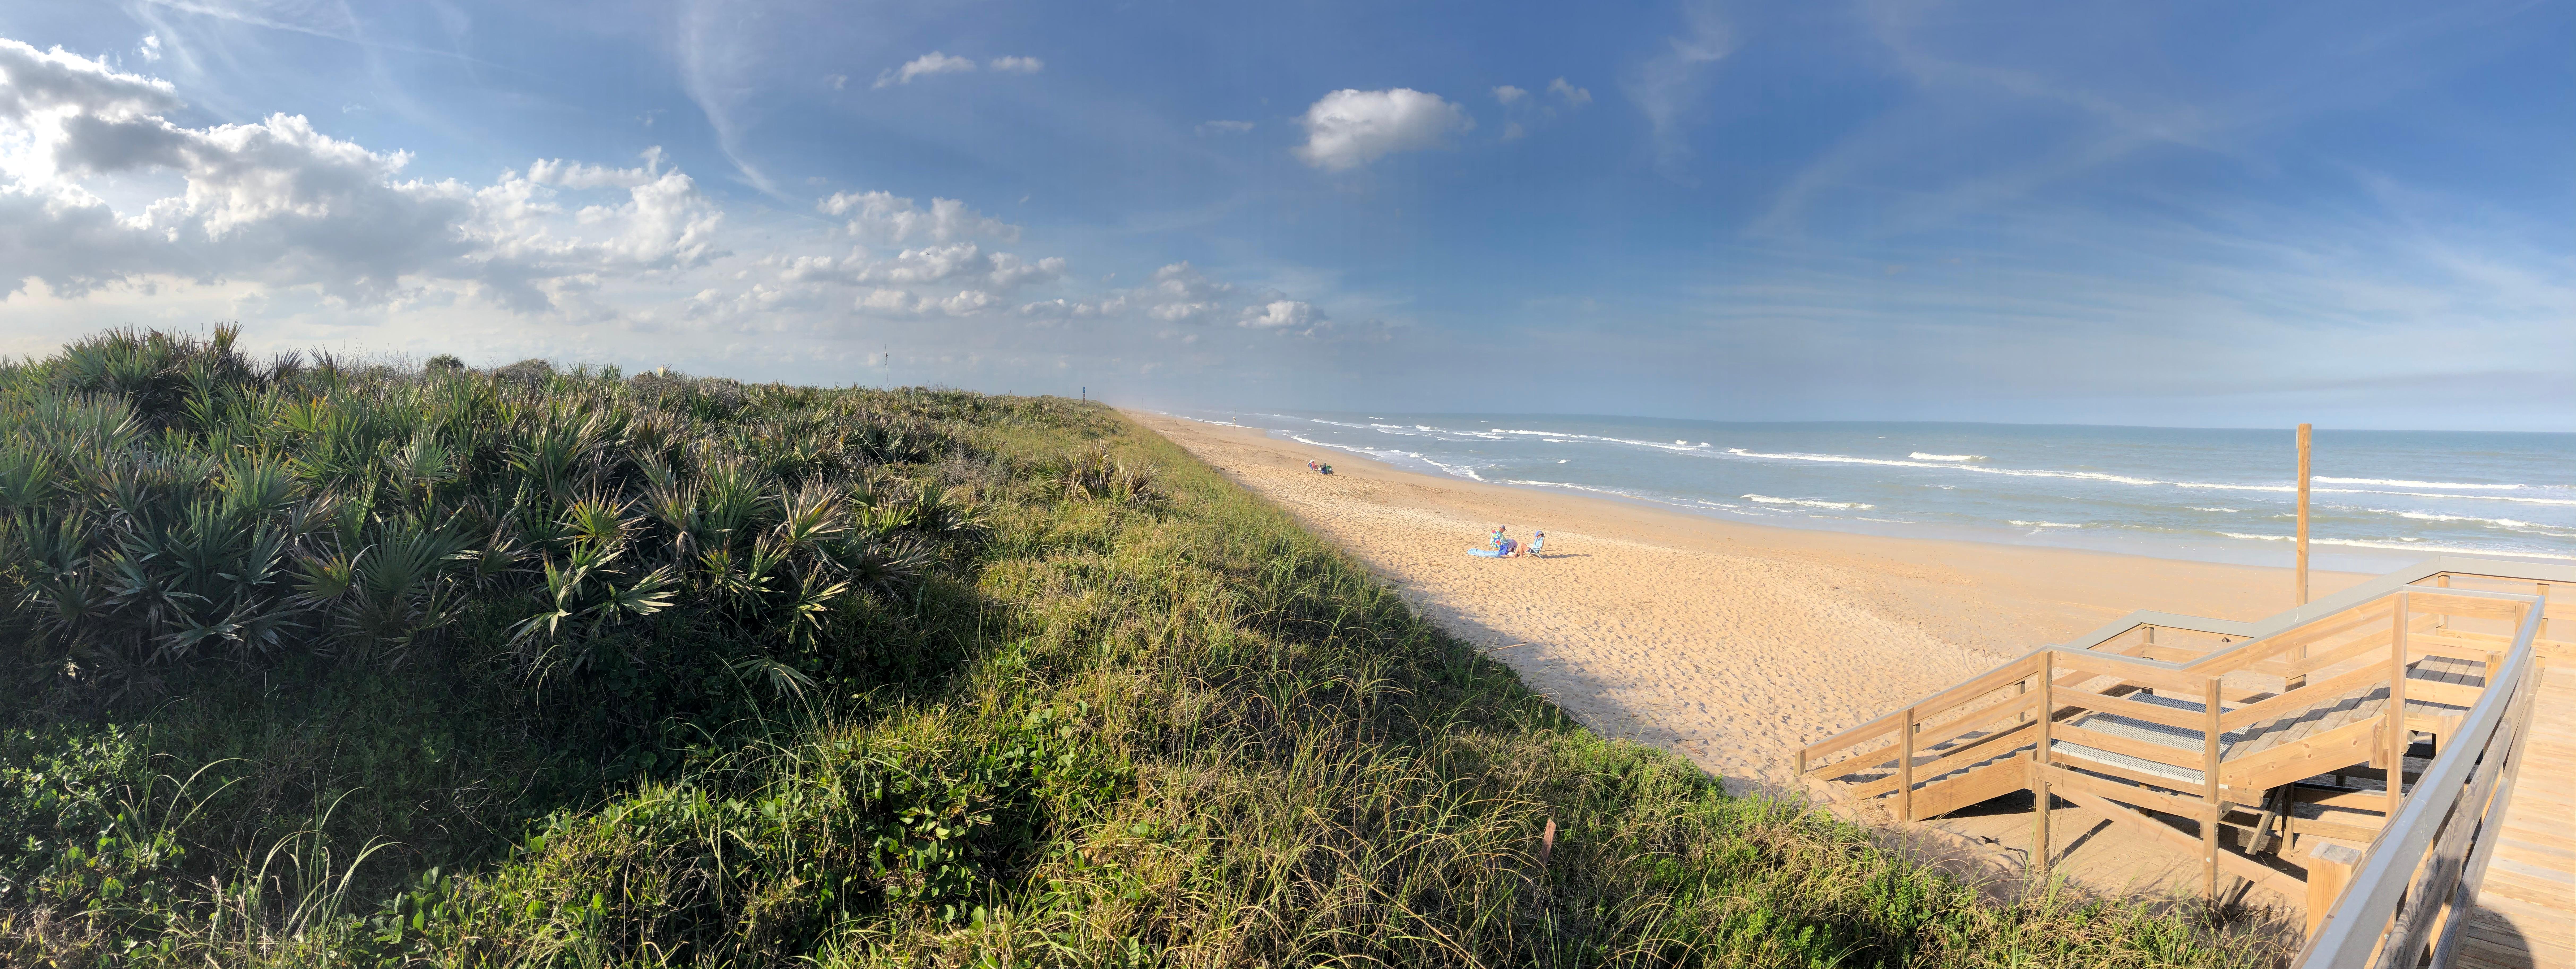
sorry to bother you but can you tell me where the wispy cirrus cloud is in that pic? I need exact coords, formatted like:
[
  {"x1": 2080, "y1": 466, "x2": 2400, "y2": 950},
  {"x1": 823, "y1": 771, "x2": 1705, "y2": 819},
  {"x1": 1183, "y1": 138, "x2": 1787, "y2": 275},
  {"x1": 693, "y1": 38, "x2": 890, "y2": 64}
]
[{"x1": 1625, "y1": 1, "x2": 1734, "y2": 184}]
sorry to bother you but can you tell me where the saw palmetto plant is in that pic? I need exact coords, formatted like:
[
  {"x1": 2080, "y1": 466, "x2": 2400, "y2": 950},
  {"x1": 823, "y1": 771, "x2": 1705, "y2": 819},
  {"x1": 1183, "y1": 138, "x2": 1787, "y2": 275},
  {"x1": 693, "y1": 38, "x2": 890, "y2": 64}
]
[{"x1": 0, "y1": 327, "x2": 987, "y2": 703}]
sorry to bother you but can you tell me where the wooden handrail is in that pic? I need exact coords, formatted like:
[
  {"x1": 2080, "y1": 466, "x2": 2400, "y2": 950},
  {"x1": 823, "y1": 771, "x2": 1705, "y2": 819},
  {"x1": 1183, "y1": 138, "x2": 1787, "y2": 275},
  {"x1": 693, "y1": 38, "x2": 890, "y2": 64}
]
[
  {"x1": 1807, "y1": 572, "x2": 2552, "y2": 769},
  {"x1": 1801, "y1": 652, "x2": 2041, "y2": 764},
  {"x1": 2294, "y1": 594, "x2": 2543, "y2": 969}
]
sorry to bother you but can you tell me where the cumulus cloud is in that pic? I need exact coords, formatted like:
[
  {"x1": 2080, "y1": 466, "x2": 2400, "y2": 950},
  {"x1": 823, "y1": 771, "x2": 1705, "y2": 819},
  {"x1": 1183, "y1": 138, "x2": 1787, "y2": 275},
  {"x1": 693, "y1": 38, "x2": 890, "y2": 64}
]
[
  {"x1": 1547, "y1": 77, "x2": 1592, "y2": 106},
  {"x1": 136, "y1": 34, "x2": 161, "y2": 63},
  {"x1": 874, "y1": 51, "x2": 976, "y2": 88},
  {"x1": 778, "y1": 242, "x2": 1062, "y2": 292},
  {"x1": 1292, "y1": 88, "x2": 1472, "y2": 171},
  {"x1": 0, "y1": 39, "x2": 722, "y2": 309},
  {"x1": 1240, "y1": 299, "x2": 1321, "y2": 331},
  {"x1": 1493, "y1": 85, "x2": 1527, "y2": 105},
  {"x1": 856, "y1": 286, "x2": 1000, "y2": 316},
  {"x1": 1140, "y1": 261, "x2": 1234, "y2": 322},
  {"x1": 987, "y1": 56, "x2": 1043, "y2": 73},
  {"x1": 817, "y1": 190, "x2": 1018, "y2": 244}
]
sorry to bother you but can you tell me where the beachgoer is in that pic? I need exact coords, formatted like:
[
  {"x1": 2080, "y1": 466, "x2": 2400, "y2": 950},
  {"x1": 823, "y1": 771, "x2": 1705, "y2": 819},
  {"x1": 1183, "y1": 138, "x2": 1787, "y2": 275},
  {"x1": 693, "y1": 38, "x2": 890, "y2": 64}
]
[
  {"x1": 1488, "y1": 525, "x2": 1507, "y2": 551},
  {"x1": 1307, "y1": 460, "x2": 1318, "y2": 473},
  {"x1": 1497, "y1": 537, "x2": 1518, "y2": 556},
  {"x1": 1320, "y1": 463, "x2": 1334, "y2": 475},
  {"x1": 1522, "y1": 531, "x2": 1546, "y2": 557}
]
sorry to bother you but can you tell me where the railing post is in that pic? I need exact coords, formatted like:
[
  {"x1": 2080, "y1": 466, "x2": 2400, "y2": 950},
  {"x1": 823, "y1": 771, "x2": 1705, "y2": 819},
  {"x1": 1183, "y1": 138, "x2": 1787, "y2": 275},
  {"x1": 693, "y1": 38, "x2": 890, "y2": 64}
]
[
  {"x1": 2436, "y1": 573, "x2": 2451, "y2": 630},
  {"x1": 1898, "y1": 705, "x2": 1915, "y2": 822},
  {"x1": 2203, "y1": 673, "x2": 2224, "y2": 899},
  {"x1": 2031, "y1": 652, "x2": 2052, "y2": 877},
  {"x1": 2541, "y1": 582, "x2": 2553, "y2": 642},
  {"x1": 2388, "y1": 592, "x2": 2410, "y2": 819}
]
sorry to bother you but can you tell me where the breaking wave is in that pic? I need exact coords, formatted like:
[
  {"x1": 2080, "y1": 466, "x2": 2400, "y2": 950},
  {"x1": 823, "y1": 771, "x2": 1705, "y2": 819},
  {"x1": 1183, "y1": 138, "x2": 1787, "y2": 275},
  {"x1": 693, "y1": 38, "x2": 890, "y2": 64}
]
[{"x1": 1744, "y1": 494, "x2": 1875, "y2": 510}]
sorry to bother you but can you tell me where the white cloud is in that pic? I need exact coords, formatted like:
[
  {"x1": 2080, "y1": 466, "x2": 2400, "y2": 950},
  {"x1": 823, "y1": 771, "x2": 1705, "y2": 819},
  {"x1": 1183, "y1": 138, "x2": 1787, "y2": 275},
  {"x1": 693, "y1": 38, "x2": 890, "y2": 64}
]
[
  {"x1": 778, "y1": 242, "x2": 1062, "y2": 291},
  {"x1": 1240, "y1": 299, "x2": 1321, "y2": 331},
  {"x1": 1627, "y1": 2, "x2": 1735, "y2": 182},
  {"x1": 855, "y1": 286, "x2": 1000, "y2": 316},
  {"x1": 1141, "y1": 261, "x2": 1232, "y2": 322},
  {"x1": 1493, "y1": 85, "x2": 1527, "y2": 105},
  {"x1": 136, "y1": 34, "x2": 162, "y2": 62},
  {"x1": 0, "y1": 39, "x2": 722, "y2": 309},
  {"x1": 1196, "y1": 119, "x2": 1254, "y2": 135},
  {"x1": 987, "y1": 56, "x2": 1043, "y2": 74},
  {"x1": 874, "y1": 51, "x2": 977, "y2": 88},
  {"x1": 1018, "y1": 294, "x2": 1128, "y2": 319},
  {"x1": 1548, "y1": 77, "x2": 1592, "y2": 106},
  {"x1": 817, "y1": 190, "x2": 1019, "y2": 244},
  {"x1": 1292, "y1": 88, "x2": 1473, "y2": 171},
  {"x1": 827, "y1": 73, "x2": 847, "y2": 90}
]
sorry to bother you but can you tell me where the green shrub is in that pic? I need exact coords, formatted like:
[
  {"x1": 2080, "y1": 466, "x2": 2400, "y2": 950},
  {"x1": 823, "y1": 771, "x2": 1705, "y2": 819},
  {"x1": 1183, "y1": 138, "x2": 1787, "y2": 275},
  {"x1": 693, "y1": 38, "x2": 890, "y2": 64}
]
[{"x1": 0, "y1": 327, "x2": 2277, "y2": 968}]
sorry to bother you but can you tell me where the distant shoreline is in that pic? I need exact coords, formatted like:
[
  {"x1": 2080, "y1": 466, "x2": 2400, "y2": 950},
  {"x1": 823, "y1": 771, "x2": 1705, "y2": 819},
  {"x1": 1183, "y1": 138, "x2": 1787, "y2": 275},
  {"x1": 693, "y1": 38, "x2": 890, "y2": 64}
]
[
  {"x1": 1129, "y1": 409, "x2": 2376, "y2": 790},
  {"x1": 1134, "y1": 406, "x2": 2399, "y2": 896},
  {"x1": 1149, "y1": 409, "x2": 2576, "y2": 572}
]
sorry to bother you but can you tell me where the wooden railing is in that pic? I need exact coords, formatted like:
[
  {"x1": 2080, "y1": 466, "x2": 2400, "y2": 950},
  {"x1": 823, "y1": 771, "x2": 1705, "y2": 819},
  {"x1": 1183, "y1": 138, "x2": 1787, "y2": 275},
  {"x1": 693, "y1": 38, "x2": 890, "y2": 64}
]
[
  {"x1": 1797, "y1": 555, "x2": 2568, "y2": 961},
  {"x1": 2293, "y1": 589, "x2": 2546, "y2": 969}
]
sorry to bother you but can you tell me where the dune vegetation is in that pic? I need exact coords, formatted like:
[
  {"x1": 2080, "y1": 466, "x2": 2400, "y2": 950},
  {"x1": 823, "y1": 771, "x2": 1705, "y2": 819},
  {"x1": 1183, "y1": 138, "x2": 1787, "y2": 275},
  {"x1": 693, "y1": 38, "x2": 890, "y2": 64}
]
[{"x1": 0, "y1": 327, "x2": 2274, "y2": 967}]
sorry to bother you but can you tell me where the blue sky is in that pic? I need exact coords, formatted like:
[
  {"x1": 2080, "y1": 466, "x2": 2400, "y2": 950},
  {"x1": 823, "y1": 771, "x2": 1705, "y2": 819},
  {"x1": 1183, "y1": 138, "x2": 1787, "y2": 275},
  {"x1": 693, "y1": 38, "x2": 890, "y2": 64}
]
[{"x1": 1, "y1": 1, "x2": 2568, "y2": 429}]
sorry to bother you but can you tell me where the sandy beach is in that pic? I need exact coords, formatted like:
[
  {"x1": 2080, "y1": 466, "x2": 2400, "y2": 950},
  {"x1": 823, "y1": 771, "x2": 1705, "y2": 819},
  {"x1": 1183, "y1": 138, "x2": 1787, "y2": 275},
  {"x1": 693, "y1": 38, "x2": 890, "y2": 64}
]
[{"x1": 1133, "y1": 411, "x2": 2374, "y2": 794}]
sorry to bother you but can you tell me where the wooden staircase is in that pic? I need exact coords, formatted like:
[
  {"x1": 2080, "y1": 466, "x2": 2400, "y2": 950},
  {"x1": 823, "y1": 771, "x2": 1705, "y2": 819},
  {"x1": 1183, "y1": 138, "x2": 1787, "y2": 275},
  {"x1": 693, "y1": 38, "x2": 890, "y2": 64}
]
[{"x1": 1797, "y1": 564, "x2": 2566, "y2": 941}]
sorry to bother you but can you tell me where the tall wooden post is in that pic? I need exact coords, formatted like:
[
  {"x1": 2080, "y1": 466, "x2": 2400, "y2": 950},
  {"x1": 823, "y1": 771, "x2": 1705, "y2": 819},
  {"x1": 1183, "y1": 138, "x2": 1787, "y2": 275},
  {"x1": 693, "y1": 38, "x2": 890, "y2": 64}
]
[
  {"x1": 2297, "y1": 423, "x2": 2313, "y2": 606},
  {"x1": 2387, "y1": 592, "x2": 2410, "y2": 820},
  {"x1": 2202, "y1": 674, "x2": 2225, "y2": 899},
  {"x1": 1898, "y1": 706, "x2": 1916, "y2": 822},
  {"x1": 2031, "y1": 652, "x2": 2053, "y2": 877}
]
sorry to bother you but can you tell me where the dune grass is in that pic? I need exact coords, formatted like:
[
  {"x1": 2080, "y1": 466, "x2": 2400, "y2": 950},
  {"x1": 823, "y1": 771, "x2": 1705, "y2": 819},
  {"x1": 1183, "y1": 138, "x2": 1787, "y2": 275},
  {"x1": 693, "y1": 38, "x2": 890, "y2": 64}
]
[{"x1": 0, "y1": 327, "x2": 2280, "y2": 967}]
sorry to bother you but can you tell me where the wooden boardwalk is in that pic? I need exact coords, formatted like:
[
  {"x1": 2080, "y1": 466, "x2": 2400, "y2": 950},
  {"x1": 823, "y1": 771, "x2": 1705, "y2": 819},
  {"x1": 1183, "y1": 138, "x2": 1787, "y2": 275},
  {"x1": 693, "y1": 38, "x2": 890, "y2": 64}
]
[
  {"x1": 2459, "y1": 658, "x2": 2576, "y2": 969},
  {"x1": 1799, "y1": 559, "x2": 2576, "y2": 967}
]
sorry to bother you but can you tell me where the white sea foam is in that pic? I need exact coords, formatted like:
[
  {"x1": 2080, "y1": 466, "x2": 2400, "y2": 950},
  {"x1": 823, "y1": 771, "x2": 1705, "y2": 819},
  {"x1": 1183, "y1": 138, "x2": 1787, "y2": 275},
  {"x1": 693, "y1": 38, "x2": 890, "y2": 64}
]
[
  {"x1": 1725, "y1": 447, "x2": 2165, "y2": 486},
  {"x1": 1909, "y1": 452, "x2": 1987, "y2": 461},
  {"x1": 2330, "y1": 489, "x2": 2576, "y2": 506},
  {"x1": 2315, "y1": 477, "x2": 2523, "y2": 490},
  {"x1": 2009, "y1": 520, "x2": 2086, "y2": 529},
  {"x1": 1744, "y1": 494, "x2": 1875, "y2": 510},
  {"x1": 1286, "y1": 434, "x2": 1404, "y2": 458},
  {"x1": 1418, "y1": 457, "x2": 1486, "y2": 481},
  {"x1": 2189, "y1": 507, "x2": 2240, "y2": 513},
  {"x1": 1556, "y1": 458, "x2": 1569, "y2": 463},
  {"x1": 2360, "y1": 509, "x2": 2575, "y2": 534},
  {"x1": 1505, "y1": 479, "x2": 1634, "y2": 496},
  {"x1": 2219, "y1": 533, "x2": 2576, "y2": 561},
  {"x1": 1712, "y1": 445, "x2": 2563, "y2": 502}
]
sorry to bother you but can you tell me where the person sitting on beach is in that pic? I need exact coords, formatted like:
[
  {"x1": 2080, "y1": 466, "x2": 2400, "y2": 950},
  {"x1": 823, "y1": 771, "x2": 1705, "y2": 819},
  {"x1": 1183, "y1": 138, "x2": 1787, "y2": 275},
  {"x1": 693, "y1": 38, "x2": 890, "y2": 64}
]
[
  {"x1": 1320, "y1": 463, "x2": 1334, "y2": 475},
  {"x1": 1488, "y1": 525, "x2": 1507, "y2": 551},
  {"x1": 1307, "y1": 460, "x2": 1319, "y2": 473},
  {"x1": 1518, "y1": 531, "x2": 1546, "y2": 558}
]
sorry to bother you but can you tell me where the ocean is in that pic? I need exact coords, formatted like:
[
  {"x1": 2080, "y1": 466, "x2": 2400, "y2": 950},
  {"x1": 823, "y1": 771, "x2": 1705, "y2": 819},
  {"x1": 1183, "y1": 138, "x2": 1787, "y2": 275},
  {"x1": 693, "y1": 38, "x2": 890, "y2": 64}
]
[{"x1": 1169, "y1": 411, "x2": 2576, "y2": 571}]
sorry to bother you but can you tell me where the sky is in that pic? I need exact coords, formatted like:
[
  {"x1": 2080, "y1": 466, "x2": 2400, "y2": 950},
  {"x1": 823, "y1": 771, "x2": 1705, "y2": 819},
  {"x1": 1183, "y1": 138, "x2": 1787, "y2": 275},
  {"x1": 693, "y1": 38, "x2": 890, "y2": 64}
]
[{"x1": 0, "y1": 1, "x2": 2568, "y2": 430}]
